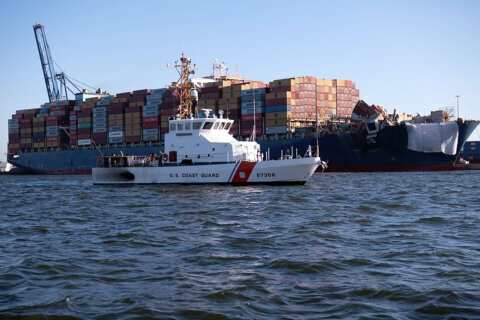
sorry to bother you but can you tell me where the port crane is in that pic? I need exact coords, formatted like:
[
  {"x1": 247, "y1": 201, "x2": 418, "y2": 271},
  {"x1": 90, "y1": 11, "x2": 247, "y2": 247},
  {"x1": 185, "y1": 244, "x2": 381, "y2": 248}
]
[{"x1": 33, "y1": 24, "x2": 101, "y2": 102}]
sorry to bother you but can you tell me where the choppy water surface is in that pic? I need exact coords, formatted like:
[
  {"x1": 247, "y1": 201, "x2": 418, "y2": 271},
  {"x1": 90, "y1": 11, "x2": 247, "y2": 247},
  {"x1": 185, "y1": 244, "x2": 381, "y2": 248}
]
[{"x1": 1, "y1": 172, "x2": 480, "y2": 319}]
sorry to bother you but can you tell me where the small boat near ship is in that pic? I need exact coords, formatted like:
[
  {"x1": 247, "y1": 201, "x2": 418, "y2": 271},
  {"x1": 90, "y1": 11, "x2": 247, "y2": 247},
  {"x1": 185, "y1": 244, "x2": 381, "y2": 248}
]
[
  {"x1": 92, "y1": 55, "x2": 324, "y2": 185},
  {"x1": 92, "y1": 111, "x2": 324, "y2": 185}
]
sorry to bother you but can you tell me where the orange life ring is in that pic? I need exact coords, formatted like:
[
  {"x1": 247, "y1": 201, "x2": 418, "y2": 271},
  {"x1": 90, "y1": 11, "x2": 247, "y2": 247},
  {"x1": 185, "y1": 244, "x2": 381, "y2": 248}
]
[{"x1": 163, "y1": 153, "x2": 168, "y2": 162}]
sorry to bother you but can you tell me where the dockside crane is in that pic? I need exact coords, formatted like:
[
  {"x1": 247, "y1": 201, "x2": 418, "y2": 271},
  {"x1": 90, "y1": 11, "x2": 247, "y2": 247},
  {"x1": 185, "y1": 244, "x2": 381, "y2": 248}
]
[
  {"x1": 33, "y1": 24, "x2": 102, "y2": 103},
  {"x1": 33, "y1": 24, "x2": 68, "y2": 102}
]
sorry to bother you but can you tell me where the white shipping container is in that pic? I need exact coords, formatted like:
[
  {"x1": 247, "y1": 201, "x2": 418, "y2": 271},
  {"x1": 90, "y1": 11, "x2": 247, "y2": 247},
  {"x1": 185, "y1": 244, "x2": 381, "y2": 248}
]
[
  {"x1": 108, "y1": 131, "x2": 124, "y2": 138},
  {"x1": 78, "y1": 139, "x2": 92, "y2": 146}
]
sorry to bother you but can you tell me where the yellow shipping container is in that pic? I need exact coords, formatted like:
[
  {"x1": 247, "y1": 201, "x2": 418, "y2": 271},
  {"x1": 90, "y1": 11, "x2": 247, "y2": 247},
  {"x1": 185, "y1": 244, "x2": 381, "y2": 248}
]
[
  {"x1": 78, "y1": 117, "x2": 92, "y2": 123},
  {"x1": 9, "y1": 143, "x2": 20, "y2": 148},
  {"x1": 124, "y1": 112, "x2": 141, "y2": 119},
  {"x1": 125, "y1": 130, "x2": 141, "y2": 136},
  {"x1": 265, "y1": 111, "x2": 291, "y2": 121},
  {"x1": 112, "y1": 97, "x2": 129, "y2": 103},
  {"x1": 266, "y1": 92, "x2": 291, "y2": 100},
  {"x1": 21, "y1": 128, "x2": 32, "y2": 134},
  {"x1": 335, "y1": 79, "x2": 345, "y2": 87},
  {"x1": 86, "y1": 97, "x2": 100, "y2": 103},
  {"x1": 198, "y1": 99, "x2": 218, "y2": 107},
  {"x1": 109, "y1": 119, "x2": 125, "y2": 126},
  {"x1": 33, "y1": 117, "x2": 45, "y2": 123},
  {"x1": 33, "y1": 127, "x2": 45, "y2": 133},
  {"x1": 270, "y1": 78, "x2": 295, "y2": 88},
  {"x1": 109, "y1": 114, "x2": 124, "y2": 121},
  {"x1": 328, "y1": 94, "x2": 334, "y2": 101},
  {"x1": 128, "y1": 102, "x2": 144, "y2": 107},
  {"x1": 124, "y1": 118, "x2": 142, "y2": 125},
  {"x1": 266, "y1": 118, "x2": 290, "y2": 127},
  {"x1": 205, "y1": 80, "x2": 232, "y2": 88}
]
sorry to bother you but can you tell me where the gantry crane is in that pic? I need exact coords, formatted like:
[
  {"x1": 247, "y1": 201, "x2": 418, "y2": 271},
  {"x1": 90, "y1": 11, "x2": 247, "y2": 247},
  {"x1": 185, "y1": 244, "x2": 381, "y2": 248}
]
[{"x1": 33, "y1": 24, "x2": 69, "y2": 102}]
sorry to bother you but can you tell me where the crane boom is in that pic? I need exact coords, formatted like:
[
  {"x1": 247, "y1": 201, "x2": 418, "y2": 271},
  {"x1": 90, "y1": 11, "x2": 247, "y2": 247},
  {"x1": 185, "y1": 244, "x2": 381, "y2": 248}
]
[{"x1": 33, "y1": 24, "x2": 61, "y2": 102}]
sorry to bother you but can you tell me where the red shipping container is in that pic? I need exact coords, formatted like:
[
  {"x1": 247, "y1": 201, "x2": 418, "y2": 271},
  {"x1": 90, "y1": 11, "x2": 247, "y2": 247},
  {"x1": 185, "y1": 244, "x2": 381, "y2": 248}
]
[
  {"x1": 8, "y1": 148, "x2": 20, "y2": 154},
  {"x1": 160, "y1": 127, "x2": 169, "y2": 134},
  {"x1": 241, "y1": 127, "x2": 263, "y2": 136},
  {"x1": 161, "y1": 107, "x2": 176, "y2": 115},
  {"x1": 33, "y1": 137, "x2": 45, "y2": 143},
  {"x1": 46, "y1": 115, "x2": 62, "y2": 121},
  {"x1": 50, "y1": 105, "x2": 68, "y2": 112},
  {"x1": 116, "y1": 92, "x2": 132, "y2": 98},
  {"x1": 129, "y1": 95, "x2": 146, "y2": 103},
  {"x1": 125, "y1": 135, "x2": 141, "y2": 143},
  {"x1": 93, "y1": 137, "x2": 107, "y2": 144},
  {"x1": 46, "y1": 120, "x2": 60, "y2": 126},
  {"x1": 133, "y1": 89, "x2": 151, "y2": 96},
  {"x1": 23, "y1": 114, "x2": 36, "y2": 119},
  {"x1": 20, "y1": 143, "x2": 33, "y2": 148},
  {"x1": 78, "y1": 133, "x2": 91, "y2": 139},
  {"x1": 46, "y1": 136, "x2": 59, "y2": 142},
  {"x1": 241, "y1": 113, "x2": 263, "y2": 122},
  {"x1": 266, "y1": 98, "x2": 291, "y2": 106},
  {"x1": 78, "y1": 110, "x2": 92, "y2": 117},
  {"x1": 78, "y1": 128, "x2": 91, "y2": 134},
  {"x1": 143, "y1": 115, "x2": 159, "y2": 123},
  {"x1": 143, "y1": 122, "x2": 158, "y2": 129},
  {"x1": 125, "y1": 106, "x2": 141, "y2": 113},
  {"x1": 9, "y1": 136, "x2": 20, "y2": 143},
  {"x1": 93, "y1": 132, "x2": 107, "y2": 139},
  {"x1": 201, "y1": 92, "x2": 220, "y2": 99}
]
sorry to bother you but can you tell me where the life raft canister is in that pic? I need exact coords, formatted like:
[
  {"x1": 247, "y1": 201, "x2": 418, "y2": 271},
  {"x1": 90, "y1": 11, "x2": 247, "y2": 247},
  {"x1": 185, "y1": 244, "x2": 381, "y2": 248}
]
[{"x1": 163, "y1": 153, "x2": 168, "y2": 162}]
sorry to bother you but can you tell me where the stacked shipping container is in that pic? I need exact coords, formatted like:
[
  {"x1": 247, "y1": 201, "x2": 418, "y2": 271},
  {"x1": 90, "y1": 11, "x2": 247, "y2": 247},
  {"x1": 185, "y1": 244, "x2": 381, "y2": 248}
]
[{"x1": 8, "y1": 76, "x2": 359, "y2": 154}]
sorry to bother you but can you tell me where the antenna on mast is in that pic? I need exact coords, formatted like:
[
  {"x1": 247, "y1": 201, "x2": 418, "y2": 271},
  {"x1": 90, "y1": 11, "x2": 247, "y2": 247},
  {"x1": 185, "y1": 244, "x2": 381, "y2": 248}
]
[{"x1": 167, "y1": 52, "x2": 199, "y2": 119}]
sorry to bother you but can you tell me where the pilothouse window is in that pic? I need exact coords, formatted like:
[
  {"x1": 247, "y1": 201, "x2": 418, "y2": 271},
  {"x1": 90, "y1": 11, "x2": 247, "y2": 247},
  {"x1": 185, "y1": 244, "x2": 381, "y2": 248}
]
[
  {"x1": 213, "y1": 122, "x2": 220, "y2": 130},
  {"x1": 177, "y1": 123, "x2": 183, "y2": 131},
  {"x1": 193, "y1": 122, "x2": 202, "y2": 130},
  {"x1": 202, "y1": 121, "x2": 214, "y2": 130},
  {"x1": 218, "y1": 122, "x2": 225, "y2": 130},
  {"x1": 169, "y1": 124, "x2": 176, "y2": 131},
  {"x1": 185, "y1": 122, "x2": 191, "y2": 130},
  {"x1": 224, "y1": 122, "x2": 231, "y2": 130}
]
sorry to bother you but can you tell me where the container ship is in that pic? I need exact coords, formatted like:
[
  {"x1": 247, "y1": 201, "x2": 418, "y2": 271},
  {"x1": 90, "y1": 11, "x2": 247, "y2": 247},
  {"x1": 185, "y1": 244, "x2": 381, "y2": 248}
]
[{"x1": 6, "y1": 74, "x2": 478, "y2": 174}]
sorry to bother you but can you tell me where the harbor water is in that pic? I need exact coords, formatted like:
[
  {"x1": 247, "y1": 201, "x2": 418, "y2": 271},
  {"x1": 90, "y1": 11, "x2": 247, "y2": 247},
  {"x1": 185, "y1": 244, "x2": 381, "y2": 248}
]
[{"x1": 1, "y1": 172, "x2": 479, "y2": 319}]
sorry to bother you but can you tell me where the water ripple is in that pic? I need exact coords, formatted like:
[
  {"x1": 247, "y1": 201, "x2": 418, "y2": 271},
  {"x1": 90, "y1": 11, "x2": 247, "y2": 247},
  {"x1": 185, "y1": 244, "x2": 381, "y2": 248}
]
[{"x1": 0, "y1": 172, "x2": 479, "y2": 318}]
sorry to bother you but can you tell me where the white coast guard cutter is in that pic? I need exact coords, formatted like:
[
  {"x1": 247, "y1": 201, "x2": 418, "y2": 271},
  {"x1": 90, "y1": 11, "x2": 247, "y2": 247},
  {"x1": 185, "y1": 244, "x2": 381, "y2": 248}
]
[{"x1": 92, "y1": 53, "x2": 325, "y2": 185}]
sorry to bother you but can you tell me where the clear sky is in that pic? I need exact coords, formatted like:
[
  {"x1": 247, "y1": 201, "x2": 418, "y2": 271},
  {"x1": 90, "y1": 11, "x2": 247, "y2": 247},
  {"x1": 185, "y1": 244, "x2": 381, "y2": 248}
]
[{"x1": 1, "y1": 0, "x2": 479, "y2": 160}]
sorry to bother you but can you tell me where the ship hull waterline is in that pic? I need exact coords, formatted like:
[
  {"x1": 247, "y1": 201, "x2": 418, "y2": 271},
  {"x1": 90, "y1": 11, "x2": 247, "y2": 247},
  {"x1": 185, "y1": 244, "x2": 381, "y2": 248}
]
[{"x1": 92, "y1": 158, "x2": 321, "y2": 185}]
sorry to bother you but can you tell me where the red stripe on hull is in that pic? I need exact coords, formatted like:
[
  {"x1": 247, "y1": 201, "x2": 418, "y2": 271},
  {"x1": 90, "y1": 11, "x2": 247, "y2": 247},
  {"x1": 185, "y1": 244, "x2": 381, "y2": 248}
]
[{"x1": 231, "y1": 162, "x2": 256, "y2": 183}]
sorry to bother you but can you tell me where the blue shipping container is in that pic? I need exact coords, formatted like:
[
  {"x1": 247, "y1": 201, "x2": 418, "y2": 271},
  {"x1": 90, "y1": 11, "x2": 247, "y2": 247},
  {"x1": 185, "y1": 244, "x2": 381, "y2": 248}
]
[{"x1": 266, "y1": 105, "x2": 291, "y2": 113}]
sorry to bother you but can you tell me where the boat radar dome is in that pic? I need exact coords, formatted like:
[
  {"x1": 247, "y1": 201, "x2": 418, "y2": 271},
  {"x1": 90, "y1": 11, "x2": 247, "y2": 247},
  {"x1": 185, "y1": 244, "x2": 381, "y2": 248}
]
[{"x1": 190, "y1": 89, "x2": 198, "y2": 99}]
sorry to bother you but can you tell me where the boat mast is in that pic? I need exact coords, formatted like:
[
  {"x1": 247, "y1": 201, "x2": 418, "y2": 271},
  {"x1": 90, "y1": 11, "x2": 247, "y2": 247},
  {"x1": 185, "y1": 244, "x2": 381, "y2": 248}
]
[{"x1": 167, "y1": 52, "x2": 198, "y2": 119}]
